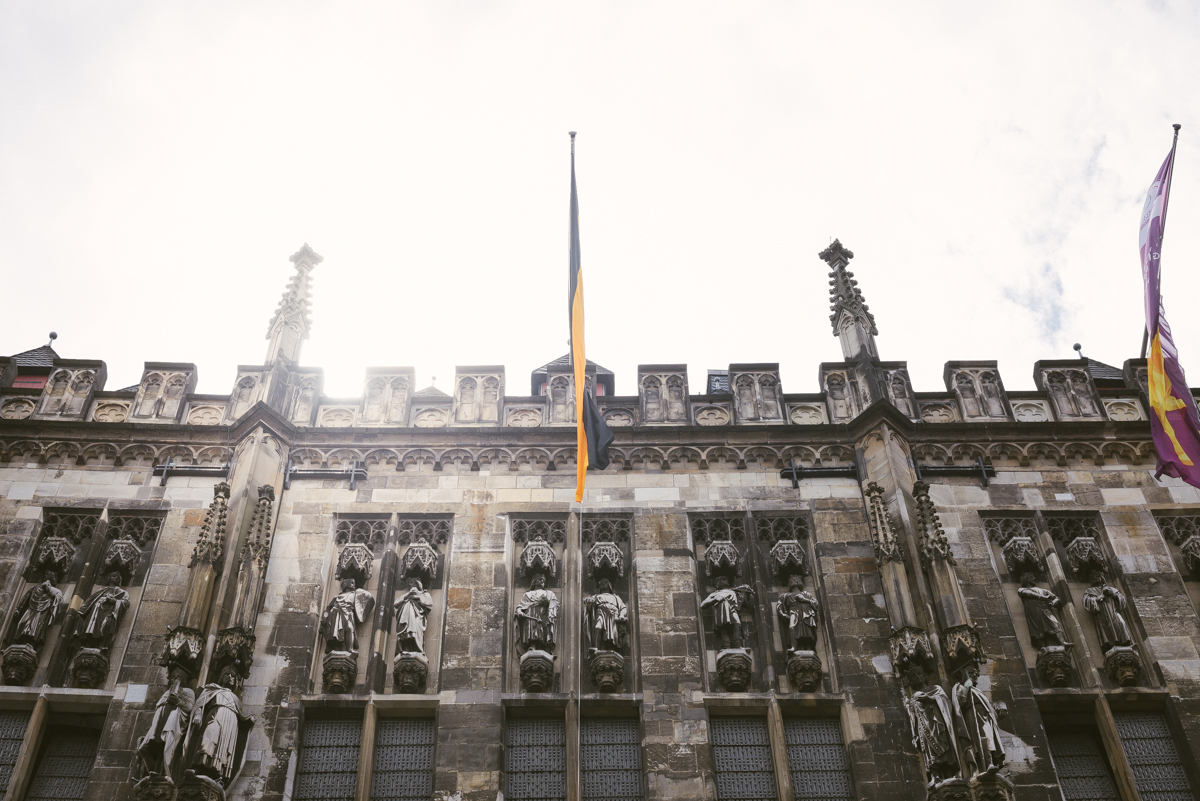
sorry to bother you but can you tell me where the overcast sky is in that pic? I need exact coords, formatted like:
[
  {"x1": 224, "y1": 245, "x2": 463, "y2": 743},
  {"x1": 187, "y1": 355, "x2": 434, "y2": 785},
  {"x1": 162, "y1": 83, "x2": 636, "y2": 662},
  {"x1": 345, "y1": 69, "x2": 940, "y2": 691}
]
[{"x1": 2, "y1": 2, "x2": 1198, "y2": 400}]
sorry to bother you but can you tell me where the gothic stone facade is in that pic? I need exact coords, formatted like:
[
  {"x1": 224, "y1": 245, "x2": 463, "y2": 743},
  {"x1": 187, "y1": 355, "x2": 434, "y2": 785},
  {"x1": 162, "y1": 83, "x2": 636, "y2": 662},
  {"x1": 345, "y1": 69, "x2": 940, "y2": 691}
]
[{"x1": 0, "y1": 242, "x2": 1196, "y2": 801}]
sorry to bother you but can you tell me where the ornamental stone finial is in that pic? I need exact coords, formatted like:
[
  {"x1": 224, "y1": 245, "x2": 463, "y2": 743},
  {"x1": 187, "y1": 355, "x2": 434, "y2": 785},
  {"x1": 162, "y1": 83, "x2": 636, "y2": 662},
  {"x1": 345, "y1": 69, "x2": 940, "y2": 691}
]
[
  {"x1": 266, "y1": 245, "x2": 322, "y2": 363},
  {"x1": 819, "y1": 239, "x2": 878, "y2": 358}
]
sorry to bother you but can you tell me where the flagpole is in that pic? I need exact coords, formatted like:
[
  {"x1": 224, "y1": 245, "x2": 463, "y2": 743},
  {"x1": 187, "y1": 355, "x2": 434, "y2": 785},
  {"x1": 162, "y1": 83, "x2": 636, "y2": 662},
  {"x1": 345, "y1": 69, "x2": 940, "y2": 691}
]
[{"x1": 1140, "y1": 124, "x2": 1182, "y2": 360}]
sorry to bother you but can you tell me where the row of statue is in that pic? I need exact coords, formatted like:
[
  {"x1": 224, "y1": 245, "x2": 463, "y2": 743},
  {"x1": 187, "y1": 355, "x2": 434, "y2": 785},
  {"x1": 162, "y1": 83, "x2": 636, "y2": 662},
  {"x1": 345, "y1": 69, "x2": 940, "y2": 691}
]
[{"x1": 905, "y1": 665, "x2": 1006, "y2": 786}]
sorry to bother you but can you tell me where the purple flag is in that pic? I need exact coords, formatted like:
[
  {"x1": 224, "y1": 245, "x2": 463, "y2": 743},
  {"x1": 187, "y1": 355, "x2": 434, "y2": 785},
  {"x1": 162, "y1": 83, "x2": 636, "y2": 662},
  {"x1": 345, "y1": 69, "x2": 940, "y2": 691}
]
[{"x1": 1139, "y1": 126, "x2": 1200, "y2": 487}]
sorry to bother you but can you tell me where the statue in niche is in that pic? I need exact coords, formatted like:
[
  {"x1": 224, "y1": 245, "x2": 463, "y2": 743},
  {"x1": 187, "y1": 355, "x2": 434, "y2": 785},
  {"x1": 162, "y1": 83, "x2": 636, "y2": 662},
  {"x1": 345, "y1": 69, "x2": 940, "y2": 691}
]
[
  {"x1": 952, "y1": 665, "x2": 1005, "y2": 778},
  {"x1": 320, "y1": 578, "x2": 375, "y2": 653},
  {"x1": 66, "y1": 371, "x2": 94, "y2": 415},
  {"x1": 890, "y1": 372, "x2": 912, "y2": 417},
  {"x1": 78, "y1": 578, "x2": 130, "y2": 649},
  {"x1": 42, "y1": 370, "x2": 70, "y2": 414},
  {"x1": 904, "y1": 669, "x2": 961, "y2": 786},
  {"x1": 394, "y1": 577, "x2": 434, "y2": 655},
  {"x1": 550, "y1": 377, "x2": 573, "y2": 423},
  {"x1": 1047, "y1": 373, "x2": 1075, "y2": 417},
  {"x1": 387, "y1": 377, "x2": 409, "y2": 422},
  {"x1": 777, "y1": 575, "x2": 819, "y2": 652},
  {"x1": 956, "y1": 373, "x2": 981, "y2": 418},
  {"x1": 979, "y1": 372, "x2": 1005, "y2": 417},
  {"x1": 4, "y1": 579, "x2": 65, "y2": 648},
  {"x1": 1017, "y1": 574, "x2": 1069, "y2": 649},
  {"x1": 1082, "y1": 575, "x2": 1133, "y2": 651},
  {"x1": 364, "y1": 379, "x2": 386, "y2": 421},
  {"x1": 457, "y1": 377, "x2": 477, "y2": 422},
  {"x1": 159, "y1": 375, "x2": 186, "y2": 418},
  {"x1": 643, "y1": 376, "x2": 664, "y2": 422},
  {"x1": 135, "y1": 684, "x2": 195, "y2": 782},
  {"x1": 759, "y1": 376, "x2": 781, "y2": 419},
  {"x1": 232, "y1": 377, "x2": 255, "y2": 418},
  {"x1": 583, "y1": 578, "x2": 628, "y2": 652},
  {"x1": 735, "y1": 375, "x2": 757, "y2": 421},
  {"x1": 293, "y1": 378, "x2": 316, "y2": 423},
  {"x1": 180, "y1": 670, "x2": 252, "y2": 789},
  {"x1": 666, "y1": 376, "x2": 686, "y2": 421},
  {"x1": 701, "y1": 575, "x2": 755, "y2": 650},
  {"x1": 1069, "y1": 371, "x2": 1099, "y2": 416},
  {"x1": 481, "y1": 377, "x2": 499, "y2": 422},
  {"x1": 827, "y1": 374, "x2": 852, "y2": 419},
  {"x1": 514, "y1": 573, "x2": 560, "y2": 654},
  {"x1": 138, "y1": 374, "x2": 163, "y2": 417}
]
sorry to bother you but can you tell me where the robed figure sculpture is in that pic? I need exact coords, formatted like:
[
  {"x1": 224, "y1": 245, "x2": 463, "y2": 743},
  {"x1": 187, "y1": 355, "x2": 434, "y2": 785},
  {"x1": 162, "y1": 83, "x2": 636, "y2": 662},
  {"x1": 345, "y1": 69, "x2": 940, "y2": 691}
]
[
  {"x1": 321, "y1": 578, "x2": 376, "y2": 653},
  {"x1": 5, "y1": 579, "x2": 65, "y2": 648},
  {"x1": 180, "y1": 671, "x2": 253, "y2": 789},
  {"x1": 952, "y1": 665, "x2": 1005, "y2": 778},
  {"x1": 394, "y1": 577, "x2": 434, "y2": 655},
  {"x1": 1082, "y1": 576, "x2": 1133, "y2": 651},
  {"x1": 700, "y1": 575, "x2": 755, "y2": 650},
  {"x1": 583, "y1": 578, "x2": 628, "y2": 653},
  {"x1": 777, "y1": 575, "x2": 819, "y2": 652},
  {"x1": 514, "y1": 573, "x2": 560, "y2": 654},
  {"x1": 905, "y1": 672, "x2": 961, "y2": 786}
]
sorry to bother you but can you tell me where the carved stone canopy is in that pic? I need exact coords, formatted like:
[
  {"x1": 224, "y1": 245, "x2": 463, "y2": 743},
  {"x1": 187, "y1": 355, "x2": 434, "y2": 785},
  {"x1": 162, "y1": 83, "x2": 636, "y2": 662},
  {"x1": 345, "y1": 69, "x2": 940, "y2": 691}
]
[
  {"x1": 769, "y1": 539, "x2": 806, "y2": 583},
  {"x1": 1000, "y1": 536, "x2": 1041, "y2": 578},
  {"x1": 519, "y1": 539, "x2": 557, "y2": 582},
  {"x1": 1180, "y1": 534, "x2": 1200, "y2": 577},
  {"x1": 704, "y1": 540, "x2": 741, "y2": 580},
  {"x1": 401, "y1": 540, "x2": 439, "y2": 586},
  {"x1": 890, "y1": 626, "x2": 936, "y2": 681},
  {"x1": 1065, "y1": 536, "x2": 1106, "y2": 581},
  {"x1": 942, "y1": 624, "x2": 984, "y2": 676},
  {"x1": 587, "y1": 540, "x2": 624, "y2": 580},
  {"x1": 212, "y1": 626, "x2": 255, "y2": 689},
  {"x1": 102, "y1": 538, "x2": 143, "y2": 585},
  {"x1": 336, "y1": 543, "x2": 373, "y2": 587},
  {"x1": 31, "y1": 536, "x2": 74, "y2": 584},
  {"x1": 161, "y1": 625, "x2": 205, "y2": 685}
]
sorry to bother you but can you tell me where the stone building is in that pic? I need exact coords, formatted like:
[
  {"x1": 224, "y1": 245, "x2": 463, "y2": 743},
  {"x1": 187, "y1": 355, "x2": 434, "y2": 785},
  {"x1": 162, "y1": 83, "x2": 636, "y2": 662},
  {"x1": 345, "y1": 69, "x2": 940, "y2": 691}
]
[{"x1": 0, "y1": 240, "x2": 1197, "y2": 801}]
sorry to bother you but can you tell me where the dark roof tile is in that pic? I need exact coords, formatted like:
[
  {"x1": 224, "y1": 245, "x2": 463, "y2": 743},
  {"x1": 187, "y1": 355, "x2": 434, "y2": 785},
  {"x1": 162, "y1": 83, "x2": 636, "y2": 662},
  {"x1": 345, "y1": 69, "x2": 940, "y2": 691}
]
[{"x1": 11, "y1": 345, "x2": 59, "y2": 367}]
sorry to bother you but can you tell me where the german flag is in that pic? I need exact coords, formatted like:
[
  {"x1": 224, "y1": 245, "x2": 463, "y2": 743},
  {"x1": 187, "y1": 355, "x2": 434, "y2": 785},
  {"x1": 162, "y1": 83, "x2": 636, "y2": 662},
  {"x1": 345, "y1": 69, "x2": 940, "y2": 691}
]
[{"x1": 568, "y1": 132, "x2": 613, "y2": 502}]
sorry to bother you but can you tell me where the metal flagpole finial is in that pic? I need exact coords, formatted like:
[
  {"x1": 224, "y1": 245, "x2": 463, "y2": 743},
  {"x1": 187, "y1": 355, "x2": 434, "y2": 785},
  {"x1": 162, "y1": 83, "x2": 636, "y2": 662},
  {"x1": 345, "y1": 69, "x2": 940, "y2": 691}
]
[{"x1": 569, "y1": 131, "x2": 576, "y2": 155}]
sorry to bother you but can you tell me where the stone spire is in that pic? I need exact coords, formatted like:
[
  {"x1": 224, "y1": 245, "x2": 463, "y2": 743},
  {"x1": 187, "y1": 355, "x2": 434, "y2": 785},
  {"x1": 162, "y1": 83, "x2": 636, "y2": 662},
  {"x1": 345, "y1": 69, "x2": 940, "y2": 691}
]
[
  {"x1": 820, "y1": 239, "x2": 878, "y2": 360},
  {"x1": 265, "y1": 244, "x2": 322, "y2": 364}
]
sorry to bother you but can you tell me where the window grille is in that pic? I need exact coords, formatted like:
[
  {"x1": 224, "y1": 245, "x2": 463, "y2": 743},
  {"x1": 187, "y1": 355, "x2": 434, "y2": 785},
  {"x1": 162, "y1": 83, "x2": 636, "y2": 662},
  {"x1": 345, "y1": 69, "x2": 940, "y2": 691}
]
[
  {"x1": 691, "y1": 516, "x2": 746, "y2": 544},
  {"x1": 336, "y1": 518, "x2": 389, "y2": 547},
  {"x1": 755, "y1": 516, "x2": 809, "y2": 544},
  {"x1": 294, "y1": 719, "x2": 363, "y2": 801},
  {"x1": 784, "y1": 718, "x2": 853, "y2": 800},
  {"x1": 506, "y1": 717, "x2": 567, "y2": 801},
  {"x1": 1113, "y1": 712, "x2": 1194, "y2": 801},
  {"x1": 106, "y1": 514, "x2": 164, "y2": 545},
  {"x1": 0, "y1": 711, "x2": 30, "y2": 792},
  {"x1": 581, "y1": 717, "x2": 643, "y2": 801},
  {"x1": 1046, "y1": 729, "x2": 1120, "y2": 801},
  {"x1": 1154, "y1": 514, "x2": 1200, "y2": 545},
  {"x1": 371, "y1": 718, "x2": 435, "y2": 801},
  {"x1": 40, "y1": 512, "x2": 100, "y2": 544},
  {"x1": 982, "y1": 516, "x2": 1039, "y2": 543},
  {"x1": 512, "y1": 519, "x2": 566, "y2": 544},
  {"x1": 709, "y1": 717, "x2": 779, "y2": 801},
  {"x1": 581, "y1": 517, "x2": 631, "y2": 544},
  {"x1": 396, "y1": 518, "x2": 451, "y2": 545},
  {"x1": 24, "y1": 727, "x2": 99, "y2": 801},
  {"x1": 1045, "y1": 516, "x2": 1099, "y2": 544}
]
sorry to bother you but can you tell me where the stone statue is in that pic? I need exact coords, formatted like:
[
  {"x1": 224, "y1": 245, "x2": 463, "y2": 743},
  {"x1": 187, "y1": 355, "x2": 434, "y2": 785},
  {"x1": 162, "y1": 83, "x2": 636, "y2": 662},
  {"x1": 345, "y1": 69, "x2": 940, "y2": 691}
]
[
  {"x1": 956, "y1": 374, "x2": 981, "y2": 418},
  {"x1": 666, "y1": 377, "x2": 686, "y2": 421},
  {"x1": 4, "y1": 579, "x2": 65, "y2": 648},
  {"x1": 777, "y1": 575, "x2": 819, "y2": 652},
  {"x1": 904, "y1": 670, "x2": 960, "y2": 786},
  {"x1": 294, "y1": 379, "x2": 316, "y2": 422},
  {"x1": 890, "y1": 373, "x2": 912, "y2": 416},
  {"x1": 582, "y1": 578, "x2": 628, "y2": 653},
  {"x1": 1069, "y1": 371, "x2": 1099, "y2": 416},
  {"x1": 180, "y1": 672, "x2": 253, "y2": 789},
  {"x1": 386, "y1": 378, "x2": 408, "y2": 422},
  {"x1": 735, "y1": 376, "x2": 757, "y2": 421},
  {"x1": 1082, "y1": 576, "x2": 1133, "y2": 651},
  {"x1": 701, "y1": 575, "x2": 755, "y2": 650},
  {"x1": 138, "y1": 375, "x2": 163, "y2": 417},
  {"x1": 78, "y1": 580, "x2": 130, "y2": 649},
  {"x1": 394, "y1": 577, "x2": 433, "y2": 654},
  {"x1": 828, "y1": 375, "x2": 851, "y2": 419},
  {"x1": 1017, "y1": 574, "x2": 1069, "y2": 649},
  {"x1": 980, "y1": 373, "x2": 1004, "y2": 417},
  {"x1": 364, "y1": 379, "x2": 385, "y2": 421},
  {"x1": 759, "y1": 376, "x2": 780, "y2": 419},
  {"x1": 481, "y1": 378, "x2": 499, "y2": 422},
  {"x1": 643, "y1": 377, "x2": 663, "y2": 422},
  {"x1": 550, "y1": 378, "x2": 573, "y2": 423},
  {"x1": 320, "y1": 578, "x2": 375, "y2": 653},
  {"x1": 1047, "y1": 374, "x2": 1074, "y2": 417},
  {"x1": 514, "y1": 573, "x2": 560, "y2": 654},
  {"x1": 42, "y1": 371, "x2": 69, "y2": 414},
  {"x1": 135, "y1": 683, "x2": 196, "y2": 783},
  {"x1": 952, "y1": 665, "x2": 1005, "y2": 779},
  {"x1": 457, "y1": 378, "x2": 476, "y2": 422}
]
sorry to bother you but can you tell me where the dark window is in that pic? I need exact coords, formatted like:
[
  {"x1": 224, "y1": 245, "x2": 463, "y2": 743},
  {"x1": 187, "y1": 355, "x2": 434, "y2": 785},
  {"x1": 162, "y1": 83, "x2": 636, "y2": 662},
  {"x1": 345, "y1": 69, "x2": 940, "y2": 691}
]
[
  {"x1": 506, "y1": 717, "x2": 567, "y2": 801},
  {"x1": 0, "y1": 711, "x2": 30, "y2": 793},
  {"x1": 784, "y1": 718, "x2": 853, "y2": 800},
  {"x1": 709, "y1": 717, "x2": 778, "y2": 801},
  {"x1": 24, "y1": 727, "x2": 99, "y2": 801},
  {"x1": 1113, "y1": 712, "x2": 1194, "y2": 801},
  {"x1": 371, "y1": 718, "x2": 435, "y2": 801},
  {"x1": 294, "y1": 719, "x2": 362, "y2": 801},
  {"x1": 581, "y1": 717, "x2": 643, "y2": 801},
  {"x1": 1046, "y1": 728, "x2": 1120, "y2": 801}
]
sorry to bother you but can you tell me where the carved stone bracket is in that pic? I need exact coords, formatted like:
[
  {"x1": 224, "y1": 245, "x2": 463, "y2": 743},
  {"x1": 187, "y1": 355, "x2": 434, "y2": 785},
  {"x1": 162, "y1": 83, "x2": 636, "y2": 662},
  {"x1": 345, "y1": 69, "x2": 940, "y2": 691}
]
[
  {"x1": 0, "y1": 643, "x2": 38, "y2": 685},
  {"x1": 1000, "y1": 537, "x2": 1041, "y2": 578},
  {"x1": 336, "y1": 543, "x2": 373, "y2": 587},
  {"x1": 927, "y1": 778, "x2": 972, "y2": 801},
  {"x1": 400, "y1": 540, "x2": 438, "y2": 586},
  {"x1": 133, "y1": 775, "x2": 176, "y2": 801},
  {"x1": 212, "y1": 626, "x2": 254, "y2": 690},
  {"x1": 392, "y1": 651, "x2": 428, "y2": 694},
  {"x1": 69, "y1": 647, "x2": 109, "y2": 689},
  {"x1": 890, "y1": 626, "x2": 936, "y2": 680},
  {"x1": 865, "y1": 483, "x2": 903, "y2": 563},
  {"x1": 177, "y1": 773, "x2": 225, "y2": 801},
  {"x1": 786, "y1": 649, "x2": 822, "y2": 692},
  {"x1": 1180, "y1": 534, "x2": 1200, "y2": 576},
  {"x1": 971, "y1": 773, "x2": 1016, "y2": 801},
  {"x1": 1065, "y1": 537, "x2": 1106, "y2": 581},
  {"x1": 942, "y1": 624, "x2": 983, "y2": 676},
  {"x1": 1104, "y1": 645, "x2": 1142, "y2": 686},
  {"x1": 587, "y1": 541, "x2": 625, "y2": 581},
  {"x1": 323, "y1": 651, "x2": 357, "y2": 694},
  {"x1": 1035, "y1": 645, "x2": 1073, "y2": 688},
  {"x1": 588, "y1": 650, "x2": 625, "y2": 693},
  {"x1": 704, "y1": 540, "x2": 740, "y2": 580},
  {"x1": 519, "y1": 649, "x2": 555, "y2": 692},
  {"x1": 161, "y1": 625, "x2": 205, "y2": 685},
  {"x1": 769, "y1": 540, "x2": 806, "y2": 583},
  {"x1": 716, "y1": 648, "x2": 753, "y2": 692}
]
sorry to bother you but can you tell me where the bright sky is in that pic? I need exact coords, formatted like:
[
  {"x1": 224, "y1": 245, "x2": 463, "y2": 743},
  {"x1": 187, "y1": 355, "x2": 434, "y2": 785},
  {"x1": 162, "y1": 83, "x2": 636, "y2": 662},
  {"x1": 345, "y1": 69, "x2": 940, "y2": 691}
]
[{"x1": 2, "y1": 3, "x2": 1198, "y2": 400}]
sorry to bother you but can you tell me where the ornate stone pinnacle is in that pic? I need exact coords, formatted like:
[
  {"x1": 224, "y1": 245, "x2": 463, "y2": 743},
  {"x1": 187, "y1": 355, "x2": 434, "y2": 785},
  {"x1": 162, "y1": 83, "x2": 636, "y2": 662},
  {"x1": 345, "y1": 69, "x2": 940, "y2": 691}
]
[
  {"x1": 819, "y1": 239, "x2": 878, "y2": 337},
  {"x1": 267, "y1": 246, "x2": 321, "y2": 361},
  {"x1": 290, "y1": 243, "x2": 323, "y2": 268}
]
